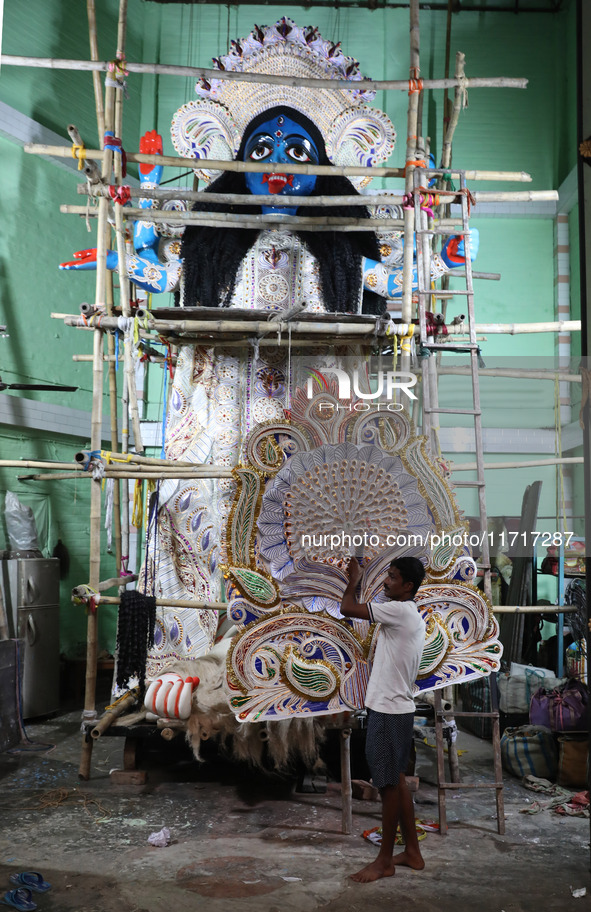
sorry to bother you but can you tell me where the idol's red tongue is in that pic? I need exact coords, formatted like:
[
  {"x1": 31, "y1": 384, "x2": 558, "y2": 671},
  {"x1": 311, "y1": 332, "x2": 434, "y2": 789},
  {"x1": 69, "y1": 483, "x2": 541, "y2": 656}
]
[{"x1": 263, "y1": 173, "x2": 293, "y2": 195}]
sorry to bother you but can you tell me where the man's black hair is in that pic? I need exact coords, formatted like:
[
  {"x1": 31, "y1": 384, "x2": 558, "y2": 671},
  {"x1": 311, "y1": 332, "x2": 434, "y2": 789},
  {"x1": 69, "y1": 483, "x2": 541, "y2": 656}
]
[
  {"x1": 390, "y1": 556, "x2": 426, "y2": 598},
  {"x1": 180, "y1": 105, "x2": 386, "y2": 315}
]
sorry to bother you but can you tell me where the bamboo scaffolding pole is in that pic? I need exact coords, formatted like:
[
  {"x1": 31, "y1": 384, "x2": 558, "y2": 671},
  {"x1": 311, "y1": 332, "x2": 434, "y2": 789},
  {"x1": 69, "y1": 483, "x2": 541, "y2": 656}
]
[
  {"x1": 0, "y1": 460, "x2": 84, "y2": 470},
  {"x1": 79, "y1": 2, "x2": 122, "y2": 782},
  {"x1": 85, "y1": 471, "x2": 235, "y2": 480},
  {"x1": 452, "y1": 457, "x2": 584, "y2": 472},
  {"x1": 76, "y1": 184, "x2": 558, "y2": 207},
  {"x1": 76, "y1": 592, "x2": 575, "y2": 616},
  {"x1": 90, "y1": 688, "x2": 139, "y2": 739},
  {"x1": 441, "y1": 53, "x2": 467, "y2": 179},
  {"x1": 98, "y1": 574, "x2": 138, "y2": 591},
  {"x1": 0, "y1": 53, "x2": 527, "y2": 93},
  {"x1": 24, "y1": 143, "x2": 532, "y2": 183},
  {"x1": 73, "y1": 352, "x2": 168, "y2": 363},
  {"x1": 113, "y1": 1, "x2": 138, "y2": 617},
  {"x1": 492, "y1": 606, "x2": 577, "y2": 614},
  {"x1": 437, "y1": 366, "x2": 582, "y2": 382},
  {"x1": 96, "y1": 596, "x2": 225, "y2": 609},
  {"x1": 401, "y1": 0, "x2": 421, "y2": 331},
  {"x1": 76, "y1": 450, "x2": 195, "y2": 467},
  {"x1": 60, "y1": 204, "x2": 472, "y2": 233},
  {"x1": 119, "y1": 353, "x2": 131, "y2": 585},
  {"x1": 18, "y1": 470, "x2": 235, "y2": 481},
  {"x1": 55, "y1": 312, "x2": 583, "y2": 337},
  {"x1": 159, "y1": 727, "x2": 182, "y2": 741},
  {"x1": 3, "y1": 457, "x2": 227, "y2": 474},
  {"x1": 101, "y1": 465, "x2": 228, "y2": 475},
  {"x1": 18, "y1": 473, "x2": 90, "y2": 482},
  {"x1": 113, "y1": 207, "x2": 466, "y2": 231},
  {"x1": 86, "y1": 0, "x2": 104, "y2": 141},
  {"x1": 114, "y1": 0, "x2": 127, "y2": 153}
]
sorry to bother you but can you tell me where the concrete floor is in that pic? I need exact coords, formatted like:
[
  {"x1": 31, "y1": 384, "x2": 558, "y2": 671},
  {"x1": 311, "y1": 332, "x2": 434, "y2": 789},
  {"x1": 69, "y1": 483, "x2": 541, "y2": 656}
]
[{"x1": 0, "y1": 708, "x2": 590, "y2": 912}]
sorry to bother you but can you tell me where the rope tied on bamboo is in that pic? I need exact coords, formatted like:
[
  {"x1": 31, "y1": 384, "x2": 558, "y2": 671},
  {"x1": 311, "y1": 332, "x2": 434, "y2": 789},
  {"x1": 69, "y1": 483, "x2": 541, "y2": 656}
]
[
  {"x1": 80, "y1": 449, "x2": 106, "y2": 480},
  {"x1": 80, "y1": 449, "x2": 101, "y2": 470},
  {"x1": 72, "y1": 584, "x2": 100, "y2": 615},
  {"x1": 456, "y1": 187, "x2": 477, "y2": 215},
  {"x1": 132, "y1": 479, "x2": 144, "y2": 529},
  {"x1": 71, "y1": 142, "x2": 86, "y2": 170},
  {"x1": 105, "y1": 58, "x2": 129, "y2": 95},
  {"x1": 82, "y1": 312, "x2": 105, "y2": 329},
  {"x1": 133, "y1": 314, "x2": 150, "y2": 347},
  {"x1": 108, "y1": 185, "x2": 131, "y2": 205},
  {"x1": 425, "y1": 312, "x2": 448, "y2": 336},
  {"x1": 101, "y1": 449, "x2": 132, "y2": 464},
  {"x1": 104, "y1": 685, "x2": 140, "y2": 713},
  {"x1": 408, "y1": 68, "x2": 423, "y2": 95},
  {"x1": 400, "y1": 323, "x2": 415, "y2": 355},
  {"x1": 119, "y1": 555, "x2": 134, "y2": 578},
  {"x1": 103, "y1": 131, "x2": 127, "y2": 177},
  {"x1": 404, "y1": 191, "x2": 441, "y2": 218},
  {"x1": 456, "y1": 72, "x2": 469, "y2": 109},
  {"x1": 373, "y1": 313, "x2": 393, "y2": 342},
  {"x1": 404, "y1": 160, "x2": 427, "y2": 177}
]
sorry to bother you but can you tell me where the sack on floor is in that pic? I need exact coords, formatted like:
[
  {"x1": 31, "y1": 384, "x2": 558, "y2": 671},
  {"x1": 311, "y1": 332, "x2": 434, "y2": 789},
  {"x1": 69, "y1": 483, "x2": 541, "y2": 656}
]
[
  {"x1": 497, "y1": 662, "x2": 563, "y2": 714},
  {"x1": 500, "y1": 725, "x2": 558, "y2": 780},
  {"x1": 557, "y1": 734, "x2": 589, "y2": 788},
  {"x1": 530, "y1": 677, "x2": 588, "y2": 733}
]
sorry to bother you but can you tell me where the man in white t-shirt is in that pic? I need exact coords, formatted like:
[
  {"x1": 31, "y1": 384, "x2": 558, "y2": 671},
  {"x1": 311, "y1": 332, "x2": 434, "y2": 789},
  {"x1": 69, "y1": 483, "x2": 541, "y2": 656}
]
[{"x1": 341, "y1": 555, "x2": 426, "y2": 883}]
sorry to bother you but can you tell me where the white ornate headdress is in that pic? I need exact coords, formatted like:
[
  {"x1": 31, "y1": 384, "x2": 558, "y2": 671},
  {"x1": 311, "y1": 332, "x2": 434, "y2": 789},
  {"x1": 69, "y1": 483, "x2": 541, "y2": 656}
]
[{"x1": 171, "y1": 17, "x2": 396, "y2": 185}]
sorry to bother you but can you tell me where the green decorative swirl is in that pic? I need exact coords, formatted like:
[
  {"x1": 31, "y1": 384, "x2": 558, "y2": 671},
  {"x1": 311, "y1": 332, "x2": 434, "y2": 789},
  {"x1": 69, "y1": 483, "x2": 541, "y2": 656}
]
[{"x1": 228, "y1": 566, "x2": 279, "y2": 607}]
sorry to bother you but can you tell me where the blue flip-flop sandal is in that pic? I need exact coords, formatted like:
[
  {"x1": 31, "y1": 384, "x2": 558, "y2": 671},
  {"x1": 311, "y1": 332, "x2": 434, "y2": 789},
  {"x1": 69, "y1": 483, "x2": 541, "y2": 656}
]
[
  {"x1": 8, "y1": 875, "x2": 50, "y2": 895},
  {"x1": 1, "y1": 888, "x2": 37, "y2": 911}
]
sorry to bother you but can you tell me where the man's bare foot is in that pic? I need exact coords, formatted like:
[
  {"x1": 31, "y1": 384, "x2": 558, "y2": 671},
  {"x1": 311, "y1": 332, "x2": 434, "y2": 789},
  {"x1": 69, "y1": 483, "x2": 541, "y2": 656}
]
[
  {"x1": 350, "y1": 859, "x2": 396, "y2": 883},
  {"x1": 392, "y1": 849, "x2": 425, "y2": 870}
]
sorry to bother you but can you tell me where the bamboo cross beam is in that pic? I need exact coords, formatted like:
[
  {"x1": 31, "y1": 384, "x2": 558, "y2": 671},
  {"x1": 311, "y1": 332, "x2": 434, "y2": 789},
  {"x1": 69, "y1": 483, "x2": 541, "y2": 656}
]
[
  {"x1": 0, "y1": 459, "x2": 84, "y2": 470},
  {"x1": 24, "y1": 143, "x2": 533, "y2": 182},
  {"x1": 451, "y1": 457, "x2": 584, "y2": 472},
  {"x1": 76, "y1": 184, "x2": 558, "y2": 207},
  {"x1": 492, "y1": 606, "x2": 577, "y2": 614},
  {"x1": 76, "y1": 449, "x2": 195, "y2": 467},
  {"x1": 19, "y1": 470, "x2": 234, "y2": 481},
  {"x1": 116, "y1": 207, "x2": 465, "y2": 232},
  {"x1": 95, "y1": 595, "x2": 225, "y2": 609},
  {"x1": 55, "y1": 313, "x2": 583, "y2": 337},
  {"x1": 0, "y1": 54, "x2": 527, "y2": 93},
  {"x1": 437, "y1": 366, "x2": 582, "y2": 382},
  {"x1": 58, "y1": 204, "x2": 477, "y2": 234}
]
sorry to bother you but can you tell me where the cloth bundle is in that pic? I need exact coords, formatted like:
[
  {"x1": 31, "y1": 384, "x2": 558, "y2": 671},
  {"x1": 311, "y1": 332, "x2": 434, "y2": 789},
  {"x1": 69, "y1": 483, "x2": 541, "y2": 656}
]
[{"x1": 529, "y1": 677, "x2": 588, "y2": 733}]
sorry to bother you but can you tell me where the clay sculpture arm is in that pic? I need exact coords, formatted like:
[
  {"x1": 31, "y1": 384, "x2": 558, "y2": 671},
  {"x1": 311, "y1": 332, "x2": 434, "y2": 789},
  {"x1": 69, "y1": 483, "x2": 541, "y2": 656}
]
[
  {"x1": 60, "y1": 131, "x2": 182, "y2": 294},
  {"x1": 362, "y1": 228, "x2": 480, "y2": 298}
]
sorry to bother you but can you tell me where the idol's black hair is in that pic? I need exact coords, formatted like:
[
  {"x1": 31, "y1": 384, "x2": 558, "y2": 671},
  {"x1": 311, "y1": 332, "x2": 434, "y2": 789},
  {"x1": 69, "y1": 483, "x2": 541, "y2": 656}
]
[{"x1": 180, "y1": 106, "x2": 386, "y2": 315}]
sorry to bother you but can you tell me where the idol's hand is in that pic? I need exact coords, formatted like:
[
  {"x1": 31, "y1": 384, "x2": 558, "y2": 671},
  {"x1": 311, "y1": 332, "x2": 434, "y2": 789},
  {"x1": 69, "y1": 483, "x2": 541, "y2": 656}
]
[
  {"x1": 139, "y1": 130, "x2": 163, "y2": 187},
  {"x1": 440, "y1": 228, "x2": 480, "y2": 268},
  {"x1": 59, "y1": 248, "x2": 118, "y2": 271}
]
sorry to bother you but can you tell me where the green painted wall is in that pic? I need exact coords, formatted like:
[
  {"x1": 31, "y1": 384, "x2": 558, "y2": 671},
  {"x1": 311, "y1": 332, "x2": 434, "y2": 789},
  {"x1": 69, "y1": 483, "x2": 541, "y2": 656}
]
[{"x1": 0, "y1": 0, "x2": 582, "y2": 657}]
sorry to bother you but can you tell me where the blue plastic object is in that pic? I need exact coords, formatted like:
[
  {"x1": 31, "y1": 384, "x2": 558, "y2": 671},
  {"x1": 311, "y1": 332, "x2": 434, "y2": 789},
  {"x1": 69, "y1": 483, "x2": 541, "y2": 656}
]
[{"x1": 9, "y1": 873, "x2": 51, "y2": 894}]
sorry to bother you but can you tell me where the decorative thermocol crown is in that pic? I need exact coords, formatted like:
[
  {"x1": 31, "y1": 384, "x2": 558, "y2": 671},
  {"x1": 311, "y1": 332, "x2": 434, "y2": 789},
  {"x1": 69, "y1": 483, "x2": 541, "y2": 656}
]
[{"x1": 171, "y1": 17, "x2": 396, "y2": 185}]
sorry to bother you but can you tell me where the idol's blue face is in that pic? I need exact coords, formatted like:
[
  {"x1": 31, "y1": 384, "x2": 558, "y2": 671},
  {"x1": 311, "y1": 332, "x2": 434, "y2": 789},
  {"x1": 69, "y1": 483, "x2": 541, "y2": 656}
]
[{"x1": 242, "y1": 113, "x2": 319, "y2": 215}]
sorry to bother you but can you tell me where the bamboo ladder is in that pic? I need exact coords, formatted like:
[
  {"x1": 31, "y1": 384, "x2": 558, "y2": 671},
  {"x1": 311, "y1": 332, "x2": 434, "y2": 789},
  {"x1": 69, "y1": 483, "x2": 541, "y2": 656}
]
[{"x1": 407, "y1": 39, "x2": 504, "y2": 834}]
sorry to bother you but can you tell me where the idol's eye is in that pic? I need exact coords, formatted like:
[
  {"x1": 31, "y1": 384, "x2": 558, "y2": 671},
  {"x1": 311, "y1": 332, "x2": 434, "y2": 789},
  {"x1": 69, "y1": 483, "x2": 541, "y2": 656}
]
[
  {"x1": 286, "y1": 143, "x2": 313, "y2": 163},
  {"x1": 249, "y1": 141, "x2": 273, "y2": 162}
]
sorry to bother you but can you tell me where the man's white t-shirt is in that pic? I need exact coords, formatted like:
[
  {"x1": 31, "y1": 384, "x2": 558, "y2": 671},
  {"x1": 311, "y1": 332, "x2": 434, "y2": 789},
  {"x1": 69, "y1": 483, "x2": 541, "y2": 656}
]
[{"x1": 364, "y1": 599, "x2": 426, "y2": 714}]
